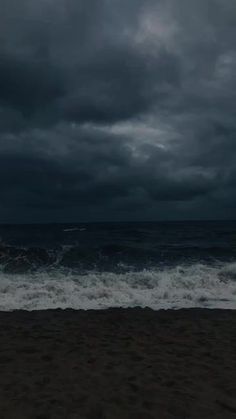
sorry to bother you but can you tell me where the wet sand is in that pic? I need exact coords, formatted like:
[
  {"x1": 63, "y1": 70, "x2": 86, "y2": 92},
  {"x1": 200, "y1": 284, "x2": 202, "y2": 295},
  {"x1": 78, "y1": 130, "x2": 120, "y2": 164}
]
[{"x1": 0, "y1": 308, "x2": 236, "y2": 418}]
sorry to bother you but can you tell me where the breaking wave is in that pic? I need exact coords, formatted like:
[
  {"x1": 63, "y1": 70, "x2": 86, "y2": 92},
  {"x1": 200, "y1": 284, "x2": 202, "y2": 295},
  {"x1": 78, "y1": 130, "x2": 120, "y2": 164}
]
[{"x1": 0, "y1": 262, "x2": 236, "y2": 311}]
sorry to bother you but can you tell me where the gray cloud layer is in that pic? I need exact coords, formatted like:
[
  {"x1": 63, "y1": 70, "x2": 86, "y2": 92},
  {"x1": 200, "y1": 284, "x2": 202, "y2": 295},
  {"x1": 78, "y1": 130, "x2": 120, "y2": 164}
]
[{"x1": 0, "y1": 0, "x2": 236, "y2": 222}]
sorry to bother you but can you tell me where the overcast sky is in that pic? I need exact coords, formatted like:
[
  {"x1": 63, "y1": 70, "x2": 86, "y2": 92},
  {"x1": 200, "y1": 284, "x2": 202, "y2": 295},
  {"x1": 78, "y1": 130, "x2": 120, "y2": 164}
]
[{"x1": 0, "y1": 0, "x2": 236, "y2": 222}]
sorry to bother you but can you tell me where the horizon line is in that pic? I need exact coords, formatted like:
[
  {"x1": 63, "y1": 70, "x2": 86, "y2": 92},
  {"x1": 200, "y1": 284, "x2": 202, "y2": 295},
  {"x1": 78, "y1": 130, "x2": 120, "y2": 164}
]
[{"x1": 0, "y1": 219, "x2": 236, "y2": 226}]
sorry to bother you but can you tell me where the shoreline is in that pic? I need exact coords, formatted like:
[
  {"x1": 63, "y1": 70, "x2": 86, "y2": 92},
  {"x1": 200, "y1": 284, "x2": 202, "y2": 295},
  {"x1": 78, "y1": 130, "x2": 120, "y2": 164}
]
[
  {"x1": 0, "y1": 308, "x2": 236, "y2": 418},
  {"x1": 0, "y1": 306, "x2": 236, "y2": 316}
]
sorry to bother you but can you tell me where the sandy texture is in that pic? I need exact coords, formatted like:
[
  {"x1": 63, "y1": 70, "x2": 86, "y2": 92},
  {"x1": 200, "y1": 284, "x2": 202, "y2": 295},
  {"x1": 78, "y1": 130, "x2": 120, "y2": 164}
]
[{"x1": 0, "y1": 308, "x2": 236, "y2": 418}]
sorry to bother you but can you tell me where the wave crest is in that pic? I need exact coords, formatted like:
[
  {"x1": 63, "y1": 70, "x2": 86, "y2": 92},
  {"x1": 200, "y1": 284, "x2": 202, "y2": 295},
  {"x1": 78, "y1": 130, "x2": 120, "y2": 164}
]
[{"x1": 0, "y1": 262, "x2": 236, "y2": 311}]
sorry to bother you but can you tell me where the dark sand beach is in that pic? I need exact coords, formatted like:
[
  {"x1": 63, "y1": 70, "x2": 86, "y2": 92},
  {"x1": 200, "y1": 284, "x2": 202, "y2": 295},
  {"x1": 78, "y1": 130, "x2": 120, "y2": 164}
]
[{"x1": 0, "y1": 308, "x2": 236, "y2": 419}]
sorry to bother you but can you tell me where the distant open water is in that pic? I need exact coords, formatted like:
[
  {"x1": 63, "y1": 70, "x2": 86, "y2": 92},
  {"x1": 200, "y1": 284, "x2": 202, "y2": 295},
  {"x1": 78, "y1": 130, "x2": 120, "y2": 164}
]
[{"x1": 0, "y1": 221, "x2": 236, "y2": 311}]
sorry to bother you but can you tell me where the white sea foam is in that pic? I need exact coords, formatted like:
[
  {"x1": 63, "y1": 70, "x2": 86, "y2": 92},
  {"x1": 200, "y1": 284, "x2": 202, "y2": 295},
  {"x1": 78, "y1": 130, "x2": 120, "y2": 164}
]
[{"x1": 0, "y1": 262, "x2": 236, "y2": 311}]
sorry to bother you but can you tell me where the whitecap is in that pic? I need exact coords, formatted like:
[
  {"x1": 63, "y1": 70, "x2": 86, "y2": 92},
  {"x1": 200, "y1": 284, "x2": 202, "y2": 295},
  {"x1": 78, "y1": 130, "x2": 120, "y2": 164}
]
[{"x1": 0, "y1": 261, "x2": 236, "y2": 311}]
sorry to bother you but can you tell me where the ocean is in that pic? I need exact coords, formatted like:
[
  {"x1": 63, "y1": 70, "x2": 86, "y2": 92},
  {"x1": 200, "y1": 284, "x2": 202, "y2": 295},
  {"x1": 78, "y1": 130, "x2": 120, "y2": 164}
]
[{"x1": 0, "y1": 221, "x2": 236, "y2": 311}]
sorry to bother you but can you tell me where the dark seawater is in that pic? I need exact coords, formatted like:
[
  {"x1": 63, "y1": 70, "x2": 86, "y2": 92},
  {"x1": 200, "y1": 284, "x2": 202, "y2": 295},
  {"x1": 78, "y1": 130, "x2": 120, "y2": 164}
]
[{"x1": 0, "y1": 221, "x2": 236, "y2": 311}]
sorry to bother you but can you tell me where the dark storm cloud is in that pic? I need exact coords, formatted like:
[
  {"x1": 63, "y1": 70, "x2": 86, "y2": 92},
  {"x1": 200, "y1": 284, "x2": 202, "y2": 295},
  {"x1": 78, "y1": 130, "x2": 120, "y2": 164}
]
[
  {"x1": 0, "y1": 53, "x2": 63, "y2": 116},
  {"x1": 0, "y1": 124, "x2": 222, "y2": 221},
  {"x1": 0, "y1": 0, "x2": 182, "y2": 127},
  {"x1": 0, "y1": 0, "x2": 236, "y2": 221}
]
